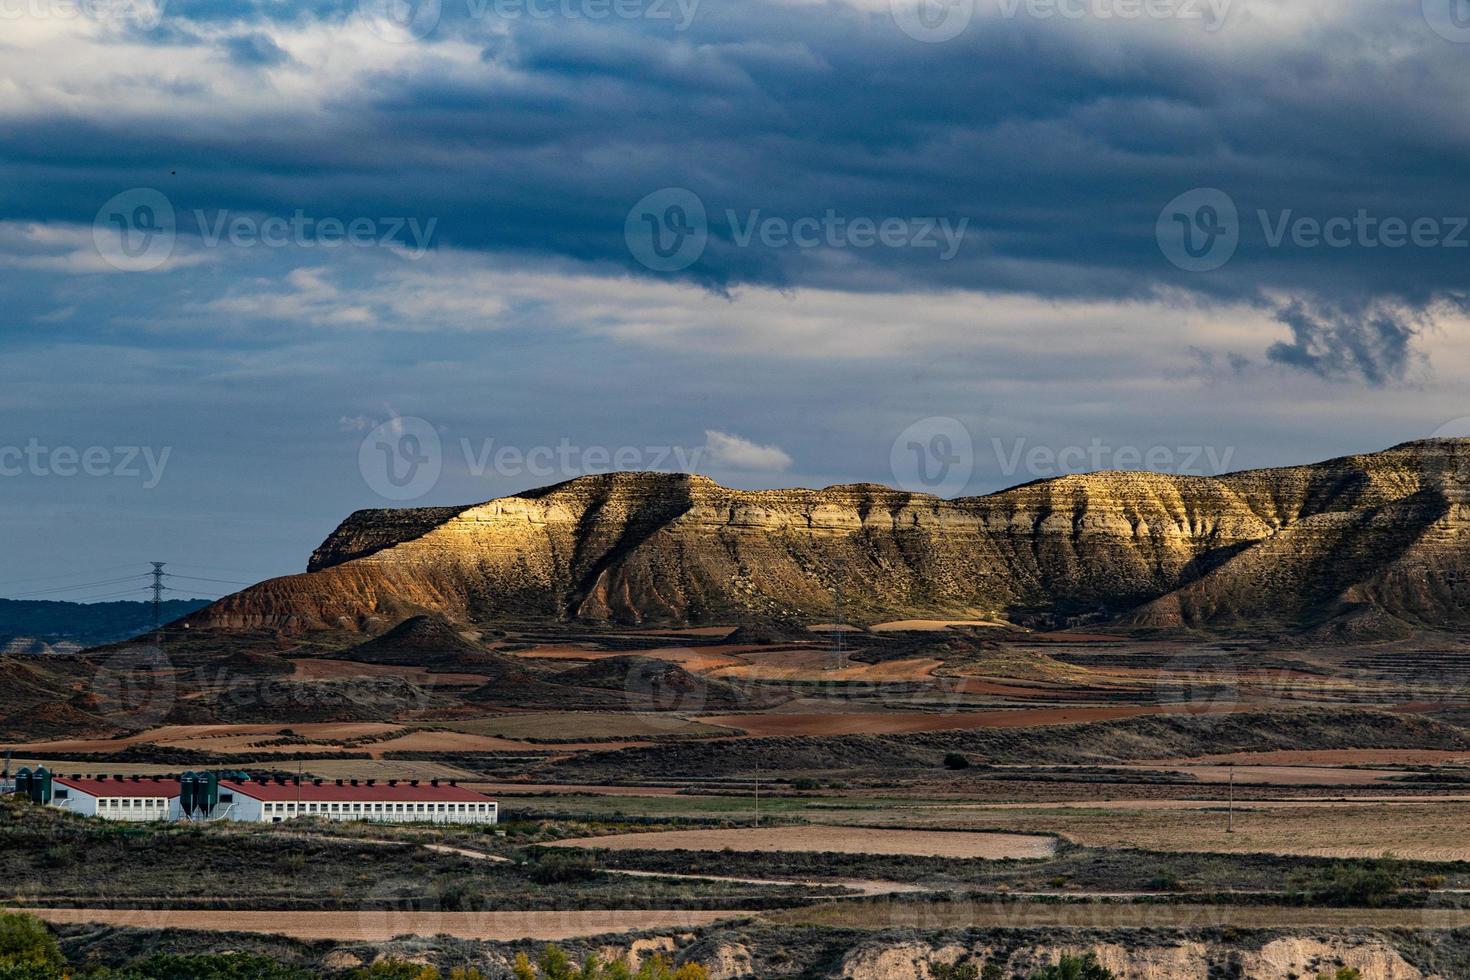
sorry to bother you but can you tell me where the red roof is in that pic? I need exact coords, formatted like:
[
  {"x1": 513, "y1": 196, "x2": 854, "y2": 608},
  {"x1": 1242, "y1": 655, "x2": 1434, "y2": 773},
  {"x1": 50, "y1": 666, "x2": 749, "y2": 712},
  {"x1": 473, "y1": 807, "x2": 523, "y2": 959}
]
[
  {"x1": 220, "y1": 780, "x2": 493, "y2": 803},
  {"x1": 54, "y1": 777, "x2": 179, "y2": 799}
]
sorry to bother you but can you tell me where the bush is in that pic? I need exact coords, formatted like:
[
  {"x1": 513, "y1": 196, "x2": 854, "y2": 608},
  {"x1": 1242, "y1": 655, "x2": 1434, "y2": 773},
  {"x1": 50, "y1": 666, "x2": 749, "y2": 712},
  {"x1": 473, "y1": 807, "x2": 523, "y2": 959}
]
[
  {"x1": 1296, "y1": 860, "x2": 1402, "y2": 907},
  {"x1": 346, "y1": 962, "x2": 441, "y2": 980},
  {"x1": 0, "y1": 912, "x2": 64, "y2": 973},
  {"x1": 1029, "y1": 953, "x2": 1117, "y2": 980},
  {"x1": 526, "y1": 853, "x2": 598, "y2": 885},
  {"x1": 117, "y1": 952, "x2": 315, "y2": 979},
  {"x1": 942, "y1": 753, "x2": 971, "y2": 770}
]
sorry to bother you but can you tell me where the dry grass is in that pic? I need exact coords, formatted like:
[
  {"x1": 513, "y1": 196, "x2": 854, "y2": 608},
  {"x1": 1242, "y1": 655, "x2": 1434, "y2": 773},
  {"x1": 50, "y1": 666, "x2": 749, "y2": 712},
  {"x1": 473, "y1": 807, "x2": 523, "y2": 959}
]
[
  {"x1": 16, "y1": 907, "x2": 742, "y2": 942},
  {"x1": 774, "y1": 900, "x2": 1470, "y2": 930},
  {"x1": 811, "y1": 802, "x2": 1470, "y2": 861},
  {"x1": 424, "y1": 712, "x2": 732, "y2": 740},
  {"x1": 549, "y1": 827, "x2": 1057, "y2": 859}
]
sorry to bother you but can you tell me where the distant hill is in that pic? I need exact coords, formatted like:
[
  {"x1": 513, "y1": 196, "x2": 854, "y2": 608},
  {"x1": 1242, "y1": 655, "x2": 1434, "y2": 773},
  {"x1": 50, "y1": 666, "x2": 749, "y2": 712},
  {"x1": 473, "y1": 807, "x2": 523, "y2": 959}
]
[
  {"x1": 0, "y1": 598, "x2": 212, "y2": 653},
  {"x1": 182, "y1": 439, "x2": 1470, "y2": 639}
]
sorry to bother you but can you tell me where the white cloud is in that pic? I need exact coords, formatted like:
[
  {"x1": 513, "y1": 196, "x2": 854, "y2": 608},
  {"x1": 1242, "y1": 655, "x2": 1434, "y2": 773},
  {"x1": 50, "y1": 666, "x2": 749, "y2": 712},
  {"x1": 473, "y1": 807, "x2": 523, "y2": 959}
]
[{"x1": 702, "y1": 429, "x2": 793, "y2": 471}]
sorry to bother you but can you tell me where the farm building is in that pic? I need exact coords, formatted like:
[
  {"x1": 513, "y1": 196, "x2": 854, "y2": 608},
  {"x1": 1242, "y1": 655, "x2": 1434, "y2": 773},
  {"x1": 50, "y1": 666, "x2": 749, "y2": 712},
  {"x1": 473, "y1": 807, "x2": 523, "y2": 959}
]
[
  {"x1": 8, "y1": 766, "x2": 496, "y2": 825},
  {"x1": 47, "y1": 774, "x2": 182, "y2": 822},
  {"x1": 211, "y1": 776, "x2": 498, "y2": 824}
]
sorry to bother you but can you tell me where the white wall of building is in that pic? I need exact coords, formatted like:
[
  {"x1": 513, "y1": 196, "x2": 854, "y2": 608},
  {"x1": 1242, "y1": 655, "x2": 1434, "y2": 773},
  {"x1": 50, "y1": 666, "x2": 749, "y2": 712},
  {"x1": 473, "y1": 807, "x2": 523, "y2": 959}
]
[
  {"x1": 50, "y1": 788, "x2": 181, "y2": 822},
  {"x1": 218, "y1": 792, "x2": 498, "y2": 824}
]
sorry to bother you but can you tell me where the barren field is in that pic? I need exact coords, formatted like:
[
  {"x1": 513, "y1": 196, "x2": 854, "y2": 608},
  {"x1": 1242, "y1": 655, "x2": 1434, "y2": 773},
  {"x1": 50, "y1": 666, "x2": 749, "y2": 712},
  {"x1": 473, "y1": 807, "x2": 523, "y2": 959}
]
[
  {"x1": 15, "y1": 907, "x2": 741, "y2": 942},
  {"x1": 426, "y1": 712, "x2": 733, "y2": 740},
  {"x1": 288, "y1": 658, "x2": 489, "y2": 686},
  {"x1": 703, "y1": 704, "x2": 1234, "y2": 737},
  {"x1": 549, "y1": 827, "x2": 1057, "y2": 859},
  {"x1": 776, "y1": 900, "x2": 1470, "y2": 930},
  {"x1": 1128, "y1": 764, "x2": 1411, "y2": 785},
  {"x1": 1179, "y1": 748, "x2": 1470, "y2": 766},
  {"x1": 709, "y1": 652, "x2": 944, "y2": 682},
  {"x1": 363, "y1": 730, "x2": 652, "y2": 756},
  {"x1": 814, "y1": 802, "x2": 1470, "y2": 861},
  {"x1": 869, "y1": 619, "x2": 1010, "y2": 632},
  {"x1": 12, "y1": 723, "x2": 404, "y2": 755}
]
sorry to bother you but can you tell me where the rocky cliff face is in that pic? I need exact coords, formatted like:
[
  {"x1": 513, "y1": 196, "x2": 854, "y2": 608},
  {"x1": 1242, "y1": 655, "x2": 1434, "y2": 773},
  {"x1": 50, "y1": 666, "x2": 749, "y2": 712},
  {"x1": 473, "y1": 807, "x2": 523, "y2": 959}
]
[{"x1": 185, "y1": 439, "x2": 1470, "y2": 636}]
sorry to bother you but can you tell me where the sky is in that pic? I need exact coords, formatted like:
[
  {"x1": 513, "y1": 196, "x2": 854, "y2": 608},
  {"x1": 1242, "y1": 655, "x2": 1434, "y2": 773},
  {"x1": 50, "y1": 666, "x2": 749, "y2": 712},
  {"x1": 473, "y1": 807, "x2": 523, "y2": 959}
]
[{"x1": 4, "y1": 0, "x2": 1470, "y2": 594}]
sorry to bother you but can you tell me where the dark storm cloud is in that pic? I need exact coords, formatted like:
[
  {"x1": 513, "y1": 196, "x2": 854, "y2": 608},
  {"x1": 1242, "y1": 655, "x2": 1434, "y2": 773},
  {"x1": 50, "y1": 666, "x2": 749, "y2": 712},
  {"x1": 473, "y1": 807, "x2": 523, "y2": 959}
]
[
  {"x1": 1266, "y1": 299, "x2": 1425, "y2": 387},
  {"x1": 6, "y1": 0, "x2": 1470, "y2": 366}
]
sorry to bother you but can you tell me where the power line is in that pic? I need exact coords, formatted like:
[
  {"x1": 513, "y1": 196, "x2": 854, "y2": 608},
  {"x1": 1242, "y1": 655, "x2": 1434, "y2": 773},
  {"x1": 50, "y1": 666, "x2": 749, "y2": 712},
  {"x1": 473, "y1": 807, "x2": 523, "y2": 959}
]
[
  {"x1": 164, "y1": 573, "x2": 253, "y2": 586},
  {"x1": 1, "y1": 574, "x2": 150, "y2": 600},
  {"x1": 0, "y1": 562, "x2": 146, "y2": 589}
]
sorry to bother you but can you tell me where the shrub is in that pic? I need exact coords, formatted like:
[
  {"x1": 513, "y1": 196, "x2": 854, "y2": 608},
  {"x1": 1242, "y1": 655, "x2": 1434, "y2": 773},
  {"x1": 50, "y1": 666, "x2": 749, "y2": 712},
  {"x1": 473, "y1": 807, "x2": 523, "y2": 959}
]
[
  {"x1": 119, "y1": 952, "x2": 315, "y2": 979},
  {"x1": 942, "y1": 753, "x2": 970, "y2": 770},
  {"x1": 526, "y1": 853, "x2": 598, "y2": 885},
  {"x1": 0, "y1": 912, "x2": 64, "y2": 973},
  {"x1": 1297, "y1": 860, "x2": 1402, "y2": 907},
  {"x1": 1029, "y1": 953, "x2": 1117, "y2": 980},
  {"x1": 346, "y1": 961, "x2": 440, "y2": 980}
]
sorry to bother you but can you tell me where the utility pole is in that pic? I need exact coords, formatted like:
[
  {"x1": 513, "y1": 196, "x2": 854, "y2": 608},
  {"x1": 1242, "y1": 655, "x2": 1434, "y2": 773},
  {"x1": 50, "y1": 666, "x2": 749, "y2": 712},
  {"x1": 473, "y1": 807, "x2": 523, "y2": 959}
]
[
  {"x1": 149, "y1": 562, "x2": 167, "y2": 630},
  {"x1": 831, "y1": 574, "x2": 847, "y2": 671},
  {"x1": 754, "y1": 761, "x2": 760, "y2": 828},
  {"x1": 1227, "y1": 767, "x2": 1235, "y2": 834}
]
